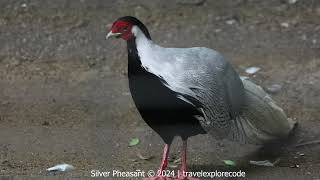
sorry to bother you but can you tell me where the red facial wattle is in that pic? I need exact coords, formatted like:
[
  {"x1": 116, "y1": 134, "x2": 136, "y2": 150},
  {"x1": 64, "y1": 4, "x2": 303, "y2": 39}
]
[{"x1": 110, "y1": 21, "x2": 134, "y2": 41}]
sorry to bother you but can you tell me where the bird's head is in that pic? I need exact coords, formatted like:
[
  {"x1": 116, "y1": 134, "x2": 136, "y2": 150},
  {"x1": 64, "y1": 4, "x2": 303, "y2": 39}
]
[{"x1": 106, "y1": 16, "x2": 151, "y2": 41}]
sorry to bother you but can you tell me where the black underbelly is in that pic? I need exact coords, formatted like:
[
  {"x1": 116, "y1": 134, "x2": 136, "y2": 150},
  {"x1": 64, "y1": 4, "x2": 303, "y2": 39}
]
[{"x1": 128, "y1": 72, "x2": 206, "y2": 143}]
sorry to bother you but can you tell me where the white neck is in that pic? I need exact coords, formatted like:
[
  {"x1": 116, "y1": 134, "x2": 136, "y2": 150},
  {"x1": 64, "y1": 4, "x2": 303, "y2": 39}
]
[
  {"x1": 132, "y1": 26, "x2": 153, "y2": 50},
  {"x1": 131, "y1": 25, "x2": 165, "y2": 75}
]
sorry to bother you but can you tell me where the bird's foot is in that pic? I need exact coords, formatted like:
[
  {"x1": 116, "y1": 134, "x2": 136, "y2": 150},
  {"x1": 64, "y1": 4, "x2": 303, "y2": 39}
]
[
  {"x1": 145, "y1": 170, "x2": 198, "y2": 180},
  {"x1": 174, "y1": 170, "x2": 199, "y2": 180}
]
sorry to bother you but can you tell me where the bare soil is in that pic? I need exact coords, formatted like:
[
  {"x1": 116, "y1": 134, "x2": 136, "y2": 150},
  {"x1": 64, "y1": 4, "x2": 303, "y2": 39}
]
[{"x1": 0, "y1": 0, "x2": 320, "y2": 179}]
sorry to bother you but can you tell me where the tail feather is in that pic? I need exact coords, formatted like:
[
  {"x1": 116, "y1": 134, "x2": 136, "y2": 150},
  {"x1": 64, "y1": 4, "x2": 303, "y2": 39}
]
[{"x1": 228, "y1": 79, "x2": 297, "y2": 145}]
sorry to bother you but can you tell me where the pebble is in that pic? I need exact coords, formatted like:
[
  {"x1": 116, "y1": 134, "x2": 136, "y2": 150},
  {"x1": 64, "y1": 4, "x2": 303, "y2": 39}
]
[
  {"x1": 280, "y1": 22, "x2": 290, "y2": 28},
  {"x1": 290, "y1": 164, "x2": 300, "y2": 168},
  {"x1": 266, "y1": 84, "x2": 282, "y2": 94},
  {"x1": 312, "y1": 39, "x2": 317, "y2": 44},
  {"x1": 287, "y1": 0, "x2": 298, "y2": 4},
  {"x1": 245, "y1": 67, "x2": 261, "y2": 74},
  {"x1": 47, "y1": 164, "x2": 75, "y2": 172},
  {"x1": 226, "y1": 19, "x2": 236, "y2": 25},
  {"x1": 21, "y1": 3, "x2": 27, "y2": 8},
  {"x1": 214, "y1": 29, "x2": 222, "y2": 33}
]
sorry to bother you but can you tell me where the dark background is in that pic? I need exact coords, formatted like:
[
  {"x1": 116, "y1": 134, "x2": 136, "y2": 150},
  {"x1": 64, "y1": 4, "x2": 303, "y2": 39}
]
[{"x1": 0, "y1": 0, "x2": 320, "y2": 179}]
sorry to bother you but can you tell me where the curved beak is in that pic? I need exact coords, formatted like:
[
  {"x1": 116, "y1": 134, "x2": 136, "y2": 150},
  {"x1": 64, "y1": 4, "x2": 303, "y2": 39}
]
[{"x1": 106, "y1": 31, "x2": 122, "y2": 39}]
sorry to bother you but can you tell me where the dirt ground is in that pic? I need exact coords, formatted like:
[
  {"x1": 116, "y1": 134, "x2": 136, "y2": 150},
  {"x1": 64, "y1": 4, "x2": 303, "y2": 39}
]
[{"x1": 0, "y1": 0, "x2": 320, "y2": 179}]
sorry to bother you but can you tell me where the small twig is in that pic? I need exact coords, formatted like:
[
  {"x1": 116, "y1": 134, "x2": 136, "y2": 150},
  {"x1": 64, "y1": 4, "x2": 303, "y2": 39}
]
[{"x1": 295, "y1": 140, "x2": 320, "y2": 148}]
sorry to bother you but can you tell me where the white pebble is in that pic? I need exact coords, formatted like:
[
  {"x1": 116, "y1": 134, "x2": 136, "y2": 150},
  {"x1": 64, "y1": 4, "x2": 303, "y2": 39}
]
[
  {"x1": 47, "y1": 164, "x2": 75, "y2": 172},
  {"x1": 245, "y1": 67, "x2": 261, "y2": 74},
  {"x1": 287, "y1": 0, "x2": 298, "y2": 4},
  {"x1": 280, "y1": 22, "x2": 290, "y2": 28},
  {"x1": 226, "y1": 20, "x2": 236, "y2": 25},
  {"x1": 312, "y1": 39, "x2": 317, "y2": 44}
]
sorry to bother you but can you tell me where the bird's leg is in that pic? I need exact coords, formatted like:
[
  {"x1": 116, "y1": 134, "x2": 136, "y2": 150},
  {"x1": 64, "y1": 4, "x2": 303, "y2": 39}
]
[
  {"x1": 146, "y1": 144, "x2": 170, "y2": 180},
  {"x1": 177, "y1": 140, "x2": 198, "y2": 180},
  {"x1": 180, "y1": 140, "x2": 187, "y2": 174},
  {"x1": 158, "y1": 144, "x2": 170, "y2": 172}
]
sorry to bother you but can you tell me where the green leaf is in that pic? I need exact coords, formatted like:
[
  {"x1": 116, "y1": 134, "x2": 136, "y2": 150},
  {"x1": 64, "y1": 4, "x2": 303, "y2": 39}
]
[
  {"x1": 223, "y1": 160, "x2": 236, "y2": 166},
  {"x1": 129, "y1": 138, "x2": 140, "y2": 146}
]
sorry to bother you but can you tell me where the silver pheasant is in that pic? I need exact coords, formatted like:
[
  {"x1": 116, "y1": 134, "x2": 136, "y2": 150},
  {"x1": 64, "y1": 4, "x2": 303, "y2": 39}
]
[{"x1": 107, "y1": 16, "x2": 296, "y2": 180}]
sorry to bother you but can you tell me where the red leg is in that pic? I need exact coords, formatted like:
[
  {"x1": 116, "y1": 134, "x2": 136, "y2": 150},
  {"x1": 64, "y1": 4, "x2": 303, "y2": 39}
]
[
  {"x1": 180, "y1": 140, "x2": 187, "y2": 173},
  {"x1": 177, "y1": 140, "x2": 198, "y2": 180},
  {"x1": 146, "y1": 144, "x2": 170, "y2": 180},
  {"x1": 158, "y1": 144, "x2": 170, "y2": 172}
]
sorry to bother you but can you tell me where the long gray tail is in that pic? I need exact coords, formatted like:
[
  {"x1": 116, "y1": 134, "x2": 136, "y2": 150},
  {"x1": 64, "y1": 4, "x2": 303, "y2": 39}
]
[{"x1": 227, "y1": 78, "x2": 297, "y2": 145}]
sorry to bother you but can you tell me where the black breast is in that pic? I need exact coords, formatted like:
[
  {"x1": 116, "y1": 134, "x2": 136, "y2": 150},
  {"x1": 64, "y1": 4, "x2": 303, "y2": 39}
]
[{"x1": 126, "y1": 39, "x2": 206, "y2": 144}]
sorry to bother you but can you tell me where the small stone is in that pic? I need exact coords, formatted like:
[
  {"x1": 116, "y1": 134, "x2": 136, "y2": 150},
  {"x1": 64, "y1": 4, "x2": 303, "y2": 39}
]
[
  {"x1": 280, "y1": 22, "x2": 290, "y2": 28},
  {"x1": 245, "y1": 67, "x2": 261, "y2": 74},
  {"x1": 214, "y1": 29, "x2": 222, "y2": 33},
  {"x1": 21, "y1": 3, "x2": 27, "y2": 8},
  {"x1": 47, "y1": 164, "x2": 75, "y2": 172},
  {"x1": 226, "y1": 19, "x2": 236, "y2": 25},
  {"x1": 287, "y1": 0, "x2": 298, "y2": 4},
  {"x1": 215, "y1": 16, "x2": 222, "y2": 21},
  {"x1": 266, "y1": 84, "x2": 282, "y2": 94},
  {"x1": 290, "y1": 164, "x2": 300, "y2": 168}
]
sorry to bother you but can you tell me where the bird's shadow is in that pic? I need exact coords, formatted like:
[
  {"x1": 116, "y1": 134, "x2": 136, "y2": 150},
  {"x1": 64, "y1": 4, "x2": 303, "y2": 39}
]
[{"x1": 189, "y1": 125, "x2": 300, "y2": 175}]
